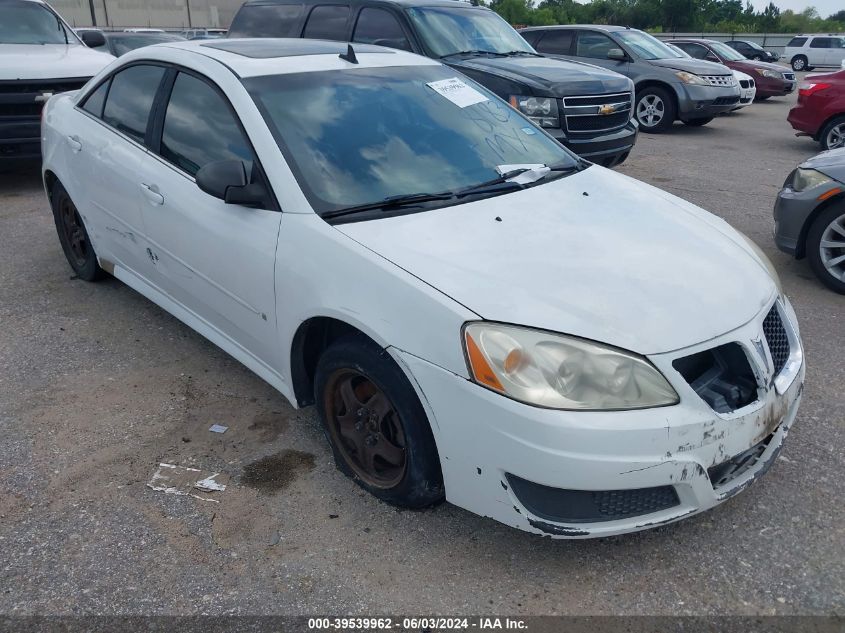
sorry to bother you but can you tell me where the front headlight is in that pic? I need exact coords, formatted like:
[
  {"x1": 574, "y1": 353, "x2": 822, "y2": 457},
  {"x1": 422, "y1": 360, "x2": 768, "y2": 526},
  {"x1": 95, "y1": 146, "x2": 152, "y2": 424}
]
[
  {"x1": 508, "y1": 95, "x2": 558, "y2": 128},
  {"x1": 755, "y1": 68, "x2": 783, "y2": 79},
  {"x1": 675, "y1": 71, "x2": 709, "y2": 86},
  {"x1": 792, "y1": 167, "x2": 832, "y2": 192},
  {"x1": 463, "y1": 322, "x2": 679, "y2": 410}
]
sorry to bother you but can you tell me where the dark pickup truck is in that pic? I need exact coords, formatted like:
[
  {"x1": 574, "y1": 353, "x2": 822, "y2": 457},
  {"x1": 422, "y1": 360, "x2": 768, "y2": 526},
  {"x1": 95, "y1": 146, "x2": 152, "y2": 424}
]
[{"x1": 228, "y1": 0, "x2": 639, "y2": 166}]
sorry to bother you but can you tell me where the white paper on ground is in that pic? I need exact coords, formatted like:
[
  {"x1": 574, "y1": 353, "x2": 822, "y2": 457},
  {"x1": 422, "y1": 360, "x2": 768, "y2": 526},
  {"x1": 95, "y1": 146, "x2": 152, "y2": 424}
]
[
  {"x1": 147, "y1": 463, "x2": 229, "y2": 502},
  {"x1": 426, "y1": 77, "x2": 488, "y2": 108}
]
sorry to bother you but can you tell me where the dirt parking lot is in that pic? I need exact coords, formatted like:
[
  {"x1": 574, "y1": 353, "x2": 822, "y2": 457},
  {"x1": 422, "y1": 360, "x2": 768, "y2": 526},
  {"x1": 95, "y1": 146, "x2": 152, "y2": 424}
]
[{"x1": 1, "y1": 85, "x2": 843, "y2": 617}]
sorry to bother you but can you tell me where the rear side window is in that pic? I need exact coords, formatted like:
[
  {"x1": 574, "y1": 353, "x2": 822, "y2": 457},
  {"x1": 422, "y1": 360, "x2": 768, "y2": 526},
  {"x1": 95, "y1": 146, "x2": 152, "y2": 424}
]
[
  {"x1": 535, "y1": 30, "x2": 574, "y2": 55},
  {"x1": 102, "y1": 65, "x2": 165, "y2": 144},
  {"x1": 302, "y1": 5, "x2": 350, "y2": 40},
  {"x1": 352, "y1": 7, "x2": 410, "y2": 51},
  {"x1": 229, "y1": 4, "x2": 303, "y2": 37},
  {"x1": 81, "y1": 79, "x2": 110, "y2": 118},
  {"x1": 787, "y1": 37, "x2": 807, "y2": 47},
  {"x1": 160, "y1": 72, "x2": 254, "y2": 178},
  {"x1": 675, "y1": 42, "x2": 708, "y2": 59},
  {"x1": 576, "y1": 31, "x2": 616, "y2": 59}
]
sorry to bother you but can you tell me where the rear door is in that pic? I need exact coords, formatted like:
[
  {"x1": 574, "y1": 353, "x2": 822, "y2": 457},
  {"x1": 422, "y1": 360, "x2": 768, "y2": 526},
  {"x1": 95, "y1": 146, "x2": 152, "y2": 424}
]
[
  {"x1": 71, "y1": 64, "x2": 168, "y2": 279},
  {"x1": 808, "y1": 37, "x2": 832, "y2": 66},
  {"x1": 134, "y1": 69, "x2": 282, "y2": 368}
]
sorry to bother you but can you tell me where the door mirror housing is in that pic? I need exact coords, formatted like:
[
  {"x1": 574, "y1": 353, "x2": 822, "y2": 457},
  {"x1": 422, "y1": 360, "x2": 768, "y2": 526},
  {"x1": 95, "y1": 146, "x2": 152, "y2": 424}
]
[
  {"x1": 196, "y1": 160, "x2": 269, "y2": 209},
  {"x1": 607, "y1": 47, "x2": 627, "y2": 61},
  {"x1": 80, "y1": 30, "x2": 106, "y2": 48}
]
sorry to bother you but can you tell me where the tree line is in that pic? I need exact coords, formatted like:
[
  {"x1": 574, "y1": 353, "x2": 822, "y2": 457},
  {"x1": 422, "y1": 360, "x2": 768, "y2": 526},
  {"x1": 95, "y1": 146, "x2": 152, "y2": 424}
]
[{"x1": 486, "y1": 0, "x2": 845, "y2": 33}]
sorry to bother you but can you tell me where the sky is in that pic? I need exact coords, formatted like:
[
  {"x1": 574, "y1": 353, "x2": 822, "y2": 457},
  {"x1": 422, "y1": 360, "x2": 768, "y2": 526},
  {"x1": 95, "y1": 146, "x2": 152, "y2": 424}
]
[{"x1": 750, "y1": 0, "x2": 841, "y2": 17}]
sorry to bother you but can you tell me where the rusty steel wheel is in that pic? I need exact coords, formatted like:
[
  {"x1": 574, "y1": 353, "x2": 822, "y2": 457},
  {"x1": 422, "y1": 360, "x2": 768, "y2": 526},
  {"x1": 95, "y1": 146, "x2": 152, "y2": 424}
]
[
  {"x1": 50, "y1": 181, "x2": 104, "y2": 281},
  {"x1": 323, "y1": 369, "x2": 407, "y2": 488},
  {"x1": 314, "y1": 335, "x2": 444, "y2": 508}
]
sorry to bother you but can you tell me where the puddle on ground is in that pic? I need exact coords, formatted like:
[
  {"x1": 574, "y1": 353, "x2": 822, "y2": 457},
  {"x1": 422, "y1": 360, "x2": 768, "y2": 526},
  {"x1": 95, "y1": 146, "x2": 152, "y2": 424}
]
[
  {"x1": 241, "y1": 449, "x2": 315, "y2": 494},
  {"x1": 248, "y1": 411, "x2": 289, "y2": 443}
]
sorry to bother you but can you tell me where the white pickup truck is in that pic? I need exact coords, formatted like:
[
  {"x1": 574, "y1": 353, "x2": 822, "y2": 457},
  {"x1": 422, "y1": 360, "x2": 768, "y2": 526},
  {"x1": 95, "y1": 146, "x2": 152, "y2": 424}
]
[{"x1": 0, "y1": 0, "x2": 113, "y2": 165}]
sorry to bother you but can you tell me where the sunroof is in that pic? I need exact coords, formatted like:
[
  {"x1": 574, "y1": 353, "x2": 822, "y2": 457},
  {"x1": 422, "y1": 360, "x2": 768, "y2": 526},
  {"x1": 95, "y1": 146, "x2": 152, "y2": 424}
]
[{"x1": 201, "y1": 39, "x2": 393, "y2": 59}]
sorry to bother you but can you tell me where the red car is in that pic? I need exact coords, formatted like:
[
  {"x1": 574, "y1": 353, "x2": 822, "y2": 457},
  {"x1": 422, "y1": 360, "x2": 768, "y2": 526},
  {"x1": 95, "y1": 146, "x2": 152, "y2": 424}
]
[
  {"x1": 788, "y1": 69, "x2": 845, "y2": 150},
  {"x1": 671, "y1": 39, "x2": 796, "y2": 99}
]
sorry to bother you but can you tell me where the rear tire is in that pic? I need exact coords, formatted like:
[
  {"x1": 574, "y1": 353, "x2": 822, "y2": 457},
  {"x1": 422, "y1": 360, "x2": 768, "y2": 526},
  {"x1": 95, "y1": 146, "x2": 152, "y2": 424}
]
[
  {"x1": 806, "y1": 203, "x2": 845, "y2": 294},
  {"x1": 682, "y1": 117, "x2": 713, "y2": 127},
  {"x1": 314, "y1": 335, "x2": 444, "y2": 508},
  {"x1": 819, "y1": 115, "x2": 845, "y2": 151},
  {"x1": 634, "y1": 86, "x2": 676, "y2": 133},
  {"x1": 791, "y1": 55, "x2": 807, "y2": 71},
  {"x1": 50, "y1": 181, "x2": 105, "y2": 282}
]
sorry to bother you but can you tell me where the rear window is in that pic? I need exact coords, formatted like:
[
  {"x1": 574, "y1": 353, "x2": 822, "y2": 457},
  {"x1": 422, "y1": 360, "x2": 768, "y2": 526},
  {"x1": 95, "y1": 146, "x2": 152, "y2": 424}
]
[
  {"x1": 787, "y1": 37, "x2": 807, "y2": 48},
  {"x1": 302, "y1": 5, "x2": 350, "y2": 40},
  {"x1": 229, "y1": 4, "x2": 304, "y2": 37}
]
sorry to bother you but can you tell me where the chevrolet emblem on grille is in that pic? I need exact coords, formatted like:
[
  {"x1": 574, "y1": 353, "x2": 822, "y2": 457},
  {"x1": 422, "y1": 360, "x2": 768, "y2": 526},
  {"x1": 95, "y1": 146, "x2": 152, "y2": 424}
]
[{"x1": 598, "y1": 104, "x2": 619, "y2": 115}]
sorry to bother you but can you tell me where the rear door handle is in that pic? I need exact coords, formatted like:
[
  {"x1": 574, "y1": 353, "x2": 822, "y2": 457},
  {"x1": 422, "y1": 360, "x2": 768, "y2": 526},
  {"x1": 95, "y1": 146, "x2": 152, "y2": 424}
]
[
  {"x1": 139, "y1": 183, "x2": 164, "y2": 206},
  {"x1": 67, "y1": 135, "x2": 82, "y2": 152}
]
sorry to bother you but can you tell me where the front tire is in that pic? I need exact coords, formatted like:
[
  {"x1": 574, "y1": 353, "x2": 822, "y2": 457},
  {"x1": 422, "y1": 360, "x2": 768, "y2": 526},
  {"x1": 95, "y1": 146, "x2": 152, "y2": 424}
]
[
  {"x1": 682, "y1": 117, "x2": 713, "y2": 127},
  {"x1": 806, "y1": 203, "x2": 845, "y2": 294},
  {"x1": 314, "y1": 335, "x2": 444, "y2": 508},
  {"x1": 634, "y1": 86, "x2": 676, "y2": 133},
  {"x1": 50, "y1": 181, "x2": 104, "y2": 281},
  {"x1": 791, "y1": 55, "x2": 807, "y2": 71},
  {"x1": 819, "y1": 115, "x2": 845, "y2": 151}
]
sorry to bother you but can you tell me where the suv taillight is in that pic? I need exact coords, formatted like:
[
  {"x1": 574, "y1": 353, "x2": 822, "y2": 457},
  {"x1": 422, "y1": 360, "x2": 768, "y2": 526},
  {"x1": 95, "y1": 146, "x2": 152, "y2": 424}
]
[{"x1": 798, "y1": 82, "x2": 832, "y2": 96}]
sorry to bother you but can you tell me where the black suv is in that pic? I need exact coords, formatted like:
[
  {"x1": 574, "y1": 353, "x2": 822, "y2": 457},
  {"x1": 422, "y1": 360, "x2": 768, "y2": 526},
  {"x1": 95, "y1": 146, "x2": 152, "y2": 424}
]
[{"x1": 229, "y1": 0, "x2": 639, "y2": 166}]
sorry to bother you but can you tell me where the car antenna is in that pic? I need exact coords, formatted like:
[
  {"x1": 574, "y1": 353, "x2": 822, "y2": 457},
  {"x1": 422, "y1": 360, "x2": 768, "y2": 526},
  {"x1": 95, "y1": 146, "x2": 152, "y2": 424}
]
[{"x1": 339, "y1": 44, "x2": 358, "y2": 64}]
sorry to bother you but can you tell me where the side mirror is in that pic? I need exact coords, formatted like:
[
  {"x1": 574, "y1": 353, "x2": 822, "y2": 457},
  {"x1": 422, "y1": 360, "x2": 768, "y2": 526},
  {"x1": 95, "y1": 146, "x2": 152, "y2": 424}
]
[
  {"x1": 607, "y1": 48, "x2": 627, "y2": 61},
  {"x1": 196, "y1": 160, "x2": 268, "y2": 209},
  {"x1": 80, "y1": 30, "x2": 106, "y2": 48}
]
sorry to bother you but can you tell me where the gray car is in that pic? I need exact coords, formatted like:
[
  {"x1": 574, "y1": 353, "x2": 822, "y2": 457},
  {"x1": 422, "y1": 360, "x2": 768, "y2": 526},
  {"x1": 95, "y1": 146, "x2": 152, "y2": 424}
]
[
  {"x1": 519, "y1": 25, "x2": 741, "y2": 132},
  {"x1": 774, "y1": 149, "x2": 845, "y2": 294}
]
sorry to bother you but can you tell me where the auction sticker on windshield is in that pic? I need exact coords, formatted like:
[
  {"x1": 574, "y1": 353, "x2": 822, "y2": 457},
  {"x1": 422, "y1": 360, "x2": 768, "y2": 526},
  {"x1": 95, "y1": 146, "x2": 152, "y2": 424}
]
[{"x1": 427, "y1": 77, "x2": 488, "y2": 108}]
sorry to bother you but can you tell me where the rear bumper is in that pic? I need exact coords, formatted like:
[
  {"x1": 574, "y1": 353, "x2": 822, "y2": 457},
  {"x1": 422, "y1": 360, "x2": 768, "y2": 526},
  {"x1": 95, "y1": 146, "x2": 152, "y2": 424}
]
[
  {"x1": 549, "y1": 120, "x2": 638, "y2": 167},
  {"x1": 787, "y1": 104, "x2": 822, "y2": 138},
  {"x1": 0, "y1": 116, "x2": 41, "y2": 162}
]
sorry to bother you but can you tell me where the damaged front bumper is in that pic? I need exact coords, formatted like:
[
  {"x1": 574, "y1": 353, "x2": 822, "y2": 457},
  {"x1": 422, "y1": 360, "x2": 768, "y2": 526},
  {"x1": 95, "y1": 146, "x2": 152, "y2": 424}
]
[{"x1": 392, "y1": 297, "x2": 804, "y2": 538}]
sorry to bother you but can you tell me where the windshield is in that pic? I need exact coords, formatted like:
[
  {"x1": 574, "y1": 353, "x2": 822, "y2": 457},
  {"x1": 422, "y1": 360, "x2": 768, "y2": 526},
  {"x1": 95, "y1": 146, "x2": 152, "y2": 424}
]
[
  {"x1": 616, "y1": 30, "x2": 682, "y2": 60},
  {"x1": 405, "y1": 7, "x2": 534, "y2": 57},
  {"x1": 245, "y1": 65, "x2": 577, "y2": 217},
  {"x1": 708, "y1": 41, "x2": 746, "y2": 61},
  {"x1": 110, "y1": 33, "x2": 184, "y2": 55},
  {"x1": 0, "y1": 0, "x2": 77, "y2": 45}
]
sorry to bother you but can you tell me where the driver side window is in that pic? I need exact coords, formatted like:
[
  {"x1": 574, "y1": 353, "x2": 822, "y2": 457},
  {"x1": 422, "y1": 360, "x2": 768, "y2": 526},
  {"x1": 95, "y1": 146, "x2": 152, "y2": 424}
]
[
  {"x1": 576, "y1": 31, "x2": 617, "y2": 59},
  {"x1": 353, "y1": 8, "x2": 411, "y2": 51}
]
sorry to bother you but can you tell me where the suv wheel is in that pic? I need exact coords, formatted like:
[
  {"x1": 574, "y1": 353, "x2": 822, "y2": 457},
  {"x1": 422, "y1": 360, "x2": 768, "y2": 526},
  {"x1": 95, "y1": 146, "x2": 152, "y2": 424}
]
[
  {"x1": 791, "y1": 55, "x2": 807, "y2": 71},
  {"x1": 635, "y1": 87, "x2": 675, "y2": 133},
  {"x1": 820, "y1": 115, "x2": 845, "y2": 151},
  {"x1": 314, "y1": 335, "x2": 444, "y2": 508},
  {"x1": 806, "y1": 203, "x2": 845, "y2": 294}
]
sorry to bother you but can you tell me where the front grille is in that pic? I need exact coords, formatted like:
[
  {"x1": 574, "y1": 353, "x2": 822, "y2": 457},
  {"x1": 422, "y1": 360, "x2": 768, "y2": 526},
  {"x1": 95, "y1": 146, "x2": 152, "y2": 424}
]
[
  {"x1": 739, "y1": 79, "x2": 751, "y2": 89},
  {"x1": 714, "y1": 95, "x2": 740, "y2": 106},
  {"x1": 0, "y1": 78, "x2": 89, "y2": 120},
  {"x1": 561, "y1": 91, "x2": 632, "y2": 135},
  {"x1": 763, "y1": 305, "x2": 790, "y2": 376},
  {"x1": 0, "y1": 103, "x2": 43, "y2": 117},
  {"x1": 707, "y1": 431, "x2": 775, "y2": 489},
  {"x1": 701, "y1": 74, "x2": 737, "y2": 87},
  {"x1": 507, "y1": 474, "x2": 680, "y2": 523},
  {"x1": 673, "y1": 343, "x2": 758, "y2": 413}
]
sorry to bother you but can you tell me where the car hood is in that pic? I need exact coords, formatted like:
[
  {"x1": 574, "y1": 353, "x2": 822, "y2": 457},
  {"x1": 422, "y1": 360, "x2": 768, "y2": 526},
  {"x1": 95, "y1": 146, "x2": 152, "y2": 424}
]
[
  {"x1": 800, "y1": 147, "x2": 845, "y2": 183},
  {"x1": 647, "y1": 57, "x2": 731, "y2": 75},
  {"x1": 729, "y1": 59, "x2": 788, "y2": 74},
  {"x1": 336, "y1": 167, "x2": 776, "y2": 355},
  {"x1": 449, "y1": 55, "x2": 632, "y2": 96},
  {"x1": 0, "y1": 44, "x2": 114, "y2": 80}
]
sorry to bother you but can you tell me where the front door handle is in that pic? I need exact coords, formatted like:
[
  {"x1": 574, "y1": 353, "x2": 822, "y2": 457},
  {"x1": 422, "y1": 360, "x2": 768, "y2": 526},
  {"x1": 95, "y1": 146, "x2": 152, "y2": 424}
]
[
  {"x1": 139, "y1": 183, "x2": 164, "y2": 206},
  {"x1": 67, "y1": 135, "x2": 82, "y2": 152}
]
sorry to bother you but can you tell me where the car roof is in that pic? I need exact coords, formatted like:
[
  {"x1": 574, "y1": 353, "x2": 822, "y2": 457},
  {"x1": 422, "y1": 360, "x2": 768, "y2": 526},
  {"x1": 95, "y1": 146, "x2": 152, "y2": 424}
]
[
  {"x1": 141, "y1": 38, "x2": 439, "y2": 78},
  {"x1": 670, "y1": 38, "x2": 720, "y2": 45}
]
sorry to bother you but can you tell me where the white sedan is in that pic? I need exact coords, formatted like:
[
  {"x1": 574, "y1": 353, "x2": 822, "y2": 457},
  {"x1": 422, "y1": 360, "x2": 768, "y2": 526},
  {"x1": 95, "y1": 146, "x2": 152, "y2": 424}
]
[
  {"x1": 41, "y1": 40, "x2": 804, "y2": 538},
  {"x1": 733, "y1": 69, "x2": 757, "y2": 110}
]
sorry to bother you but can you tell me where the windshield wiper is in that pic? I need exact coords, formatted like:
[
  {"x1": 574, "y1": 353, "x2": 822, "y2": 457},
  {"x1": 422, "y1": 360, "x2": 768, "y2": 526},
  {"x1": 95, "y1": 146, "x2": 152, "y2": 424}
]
[
  {"x1": 454, "y1": 163, "x2": 583, "y2": 199},
  {"x1": 322, "y1": 191, "x2": 455, "y2": 220},
  {"x1": 441, "y1": 50, "x2": 508, "y2": 58},
  {"x1": 502, "y1": 50, "x2": 543, "y2": 57}
]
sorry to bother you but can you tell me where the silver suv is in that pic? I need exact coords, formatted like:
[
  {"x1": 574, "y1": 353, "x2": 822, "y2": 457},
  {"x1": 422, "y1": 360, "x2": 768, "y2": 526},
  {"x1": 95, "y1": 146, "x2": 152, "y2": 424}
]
[{"x1": 784, "y1": 35, "x2": 845, "y2": 72}]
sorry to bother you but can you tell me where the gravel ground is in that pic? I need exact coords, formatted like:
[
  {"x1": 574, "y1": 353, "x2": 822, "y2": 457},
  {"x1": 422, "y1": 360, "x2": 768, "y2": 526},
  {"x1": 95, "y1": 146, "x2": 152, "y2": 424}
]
[{"x1": 0, "y1": 84, "x2": 843, "y2": 617}]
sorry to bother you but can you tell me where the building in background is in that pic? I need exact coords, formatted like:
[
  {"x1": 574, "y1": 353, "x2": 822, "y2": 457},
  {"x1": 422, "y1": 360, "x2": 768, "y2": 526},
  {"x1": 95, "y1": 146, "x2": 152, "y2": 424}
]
[{"x1": 51, "y1": 0, "x2": 242, "y2": 29}]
